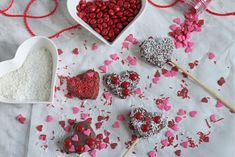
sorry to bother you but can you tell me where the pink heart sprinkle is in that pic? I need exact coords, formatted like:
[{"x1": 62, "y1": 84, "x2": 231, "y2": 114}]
[
  {"x1": 165, "y1": 130, "x2": 174, "y2": 137},
  {"x1": 81, "y1": 113, "x2": 89, "y2": 120},
  {"x1": 99, "y1": 143, "x2": 108, "y2": 149},
  {"x1": 104, "y1": 60, "x2": 113, "y2": 65},
  {"x1": 87, "y1": 71, "x2": 94, "y2": 77},
  {"x1": 72, "y1": 134, "x2": 79, "y2": 142},
  {"x1": 189, "y1": 111, "x2": 197, "y2": 118},
  {"x1": 125, "y1": 34, "x2": 139, "y2": 44},
  {"x1": 112, "y1": 121, "x2": 120, "y2": 129},
  {"x1": 99, "y1": 65, "x2": 108, "y2": 73},
  {"x1": 208, "y1": 52, "x2": 215, "y2": 60},
  {"x1": 46, "y1": 115, "x2": 53, "y2": 122},
  {"x1": 164, "y1": 105, "x2": 172, "y2": 111},
  {"x1": 92, "y1": 43, "x2": 98, "y2": 51},
  {"x1": 84, "y1": 144, "x2": 91, "y2": 152},
  {"x1": 122, "y1": 41, "x2": 129, "y2": 49},
  {"x1": 90, "y1": 150, "x2": 97, "y2": 157},
  {"x1": 57, "y1": 49, "x2": 63, "y2": 55},
  {"x1": 103, "y1": 91, "x2": 112, "y2": 101},
  {"x1": 173, "y1": 18, "x2": 181, "y2": 24},
  {"x1": 69, "y1": 145, "x2": 75, "y2": 152},
  {"x1": 110, "y1": 54, "x2": 119, "y2": 61},
  {"x1": 180, "y1": 141, "x2": 188, "y2": 148},
  {"x1": 177, "y1": 109, "x2": 186, "y2": 116},
  {"x1": 210, "y1": 114, "x2": 217, "y2": 122},
  {"x1": 83, "y1": 129, "x2": 91, "y2": 136},
  {"x1": 117, "y1": 114, "x2": 125, "y2": 121},
  {"x1": 216, "y1": 100, "x2": 223, "y2": 108},
  {"x1": 170, "y1": 24, "x2": 177, "y2": 31},
  {"x1": 148, "y1": 150, "x2": 157, "y2": 157},
  {"x1": 39, "y1": 134, "x2": 46, "y2": 141},
  {"x1": 152, "y1": 77, "x2": 160, "y2": 84},
  {"x1": 161, "y1": 139, "x2": 169, "y2": 146},
  {"x1": 135, "y1": 88, "x2": 142, "y2": 95},
  {"x1": 185, "y1": 47, "x2": 193, "y2": 53},
  {"x1": 64, "y1": 126, "x2": 71, "y2": 133},
  {"x1": 175, "y1": 116, "x2": 182, "y2": 123},
  {"x1": 171, "y1": 124, "x2": 179, "y2": 131},
  {"x1": 174, "y1": 42, "x2": 182, "y2": 49},
  {"x1": 72, "y1": 107, "x2": 80, "y2": 114}
]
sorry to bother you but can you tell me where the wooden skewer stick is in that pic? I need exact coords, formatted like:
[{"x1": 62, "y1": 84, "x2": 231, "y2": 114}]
[
  {"x1": 171, "y1": 60, "x2": 235, "y2": 113},
  {"x1": 122, "y1": 138, "x2": 141, "y2": 157}
]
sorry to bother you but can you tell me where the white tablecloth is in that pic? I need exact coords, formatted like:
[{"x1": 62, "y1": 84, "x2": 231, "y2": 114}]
[{"x1": 0, "y1": 0, "x2": 235, "y2": 157}]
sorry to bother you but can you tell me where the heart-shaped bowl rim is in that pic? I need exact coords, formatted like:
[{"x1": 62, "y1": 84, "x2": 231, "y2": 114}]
[
  {"x1": 67, "y1": 0, "x2": 147, "y2": 46},
  {"x1": 0, "y1": 36, "x2": 58, "y2": 104}
]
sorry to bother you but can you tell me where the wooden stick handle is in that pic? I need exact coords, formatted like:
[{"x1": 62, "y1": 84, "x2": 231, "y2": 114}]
[
  {"x1": 122, "y1": 138, "x2": 140, "y2": 157},
  {"x1": 171, "y1": 60, "x2": 235, "y2": 113}
]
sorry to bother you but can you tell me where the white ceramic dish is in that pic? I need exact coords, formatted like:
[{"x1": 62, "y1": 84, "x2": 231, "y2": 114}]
[
  {"x1": 0, "y1": 36, "x2": 58, "y2": 104},
  {"x1": 67, "y1": 0, "x2": 147, "y2": 46}
]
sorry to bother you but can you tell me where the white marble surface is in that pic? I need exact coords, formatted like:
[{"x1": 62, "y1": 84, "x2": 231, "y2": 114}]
[{"x1": 0, "y1": 0, "x2": 235, "y2": 157}]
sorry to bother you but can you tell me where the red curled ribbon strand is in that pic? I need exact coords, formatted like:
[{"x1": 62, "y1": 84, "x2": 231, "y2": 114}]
[
  {"x1": 0, "y1": 0, "x2": 80, "y2": 39},
  {"x1": 148, "y1": 0, "x2": 235, "y2": 17}
]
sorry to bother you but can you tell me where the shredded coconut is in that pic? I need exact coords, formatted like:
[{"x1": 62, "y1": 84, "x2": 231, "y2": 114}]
[{"x1": 0, "y1": 48, "x2": 53, "y2": 101}]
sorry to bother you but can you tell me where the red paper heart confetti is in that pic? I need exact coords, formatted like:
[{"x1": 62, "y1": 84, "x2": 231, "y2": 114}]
[
  {"x1": 67, "y1": 69, "x2": 100, "y2": 100},
  {"x1": 103, "y1": 71, "x2": 140, "y2": 99}
]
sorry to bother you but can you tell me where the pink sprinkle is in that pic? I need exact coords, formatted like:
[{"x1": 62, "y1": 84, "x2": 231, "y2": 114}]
[
  {"x1": 161, "y1": 139, "x2": 169, "y2": 146},
  {"x1": 81, "y1": 113, "x2": 89, "y2": 120},
  {"x1": 135, "y1": 88, "x2": 142, "y2": 95},
  {"x1": 16, "y1": 114, "x2": 26, "y2": 124},
  {"x1": 117, "y1": 114, "x2": 125, "y2": 121},
  {"x1": 92, "y1": 43, "x2": 98, "y2": 51},
  {"x1": 71, "y1": 134, "x2": 79, "y2": 142},
  {"x1": 210, "y1": 114, "x2": 217, "y2": 122},
  {"x1": 216, "y1": 100, "x2": 223, "y2": 108},
  {"x1": 122, "y1": 41, "x2": 129, "y2": 49},
  {"x1": 69, "y1": 145, "x2": 75, "y2": 152},
  {"x1": 185, "y1": 47, "x2": 193, "y2": 53},
  {"x1": 164, "y1": 105, "x2": 172, "y2": 111},
  {"x1": 83, "y1": 129, "x2": 91, "y2": 136},
  {"x1": 208, "y1": 52, "x2": 215, "y2": 60},
  {"x1": 90, "y1": 149, "x2": 97, "y2": 157},
  {"x1": 39, "y1": 134, "x2": 46, "y2": 141},
  {"x1": 180, "y1": 141, "x2": 188, "y2": 148},
  {"x1": 103, "y1": 91, "x2": 112, "y2": 101},
  {"x1": 64, "y1": 126, "x2": 71, "y2": 132},
  {"x1": 112, "y1": 121, "x2": 120, "y2": 128},
  {"x1": 148, "y1": 150, "x2": 157, "y2": 157},
  {"x1": 177, "y1": 109, "x2": 186, "y2": 116},
  {"x1": 46, "y1": 115, "x2": 53, "y2": 122},
  {"x1": 175, "y1": 116, "x2": 183, "y2": 123},
  {"x1": 126, "y1": 55, "x2": 137, "y2": 66},
  {"x1": 104, "y1": 60, "x2": 113, "y2": 65},
  {"x1": 84, "y1": 144, "x2": 91, "y2": 152},
  {"x1": 152, "y1": 77, "x2": 160, "y2": 84},
  {"x1": 165, "y1": 130, "x2": 174, "y2": 137},
  {"x1": 99, "y1": 65, "x2": 108, "y2": 73},
  {"x1": 104, "y1": 130, "x2": 110, "y2": 136},
  {"x1": 72, "y1": 107, "x2": 80, "y2": 114},
  {"x1": 174, "y1": 42, "x2": 182, "y2": 49},
  {"x1": 87, "y1": 71, "x2": 94, "y2": 77},
  {"x1": 125, "y1": 34, "x2": 139, "y2": 45},
  {"x1": 99, "y1": 143, "x2": 108, "y2": 149},
  {"x1": 189, "y1": 111, "x2": 197, "y2": 118},
  {"x1": 110, "y1": 54, "x2": 119, "y2": 61},
  {"x1": 170, "y1": 24, "x2": 177, "y2": 31},
  {"x1": 173, "y1": 18, "x2": 181, "y2": 24},
  {"x1": 171, "y1": 124, "x2": 179, "y2": 131}
]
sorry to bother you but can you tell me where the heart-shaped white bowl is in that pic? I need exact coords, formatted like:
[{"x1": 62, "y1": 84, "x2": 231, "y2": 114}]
[
  {"x1": 0, "y1": 36, "x2": 58, "y2": 104},
  {"x1": 67, "y1": 0, "x2": 147, "y2": 46}
]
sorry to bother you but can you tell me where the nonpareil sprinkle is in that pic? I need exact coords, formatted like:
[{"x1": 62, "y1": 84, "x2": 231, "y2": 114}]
[{"x1": 0, "y1": 48, "x2": 53, "y2": 101}]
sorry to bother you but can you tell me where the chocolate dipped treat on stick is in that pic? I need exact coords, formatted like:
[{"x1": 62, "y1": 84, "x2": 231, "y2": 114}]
[
  {"x1": 139, "y1": 37, "x2": 235, "y2": 113},
  {"x1": 122, "y1": 108, "x2": 167, "y2": 157},
  {"x1": 63, "y1": 121, "x2": 97, "y2": 157}
]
